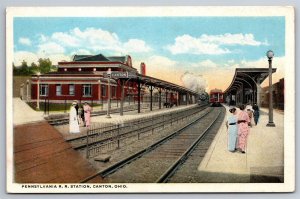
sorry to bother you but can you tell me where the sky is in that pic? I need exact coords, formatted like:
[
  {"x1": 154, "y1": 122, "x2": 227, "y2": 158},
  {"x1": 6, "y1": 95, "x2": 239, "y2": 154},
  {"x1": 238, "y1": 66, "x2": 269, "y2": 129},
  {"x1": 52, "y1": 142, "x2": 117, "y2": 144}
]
[{"x1": 13, "y1": 17, "x2": 286, "y2": 91}]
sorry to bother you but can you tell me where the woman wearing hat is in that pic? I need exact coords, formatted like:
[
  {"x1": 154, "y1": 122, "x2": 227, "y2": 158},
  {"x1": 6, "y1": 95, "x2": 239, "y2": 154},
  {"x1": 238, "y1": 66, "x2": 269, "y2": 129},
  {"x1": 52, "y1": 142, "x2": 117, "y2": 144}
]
[
  {"x1": 237, "y1": 104, "x2": 250, "y2": 153},
  {"x1": 69, "y1": 101, "x2": 80, "y2": 133},
  {"x1": 226, "y1": 107, "x2": 238, "y2": 152},
  {"x1": 83, "y1": 102, "x2": 92, "y2": 127}
]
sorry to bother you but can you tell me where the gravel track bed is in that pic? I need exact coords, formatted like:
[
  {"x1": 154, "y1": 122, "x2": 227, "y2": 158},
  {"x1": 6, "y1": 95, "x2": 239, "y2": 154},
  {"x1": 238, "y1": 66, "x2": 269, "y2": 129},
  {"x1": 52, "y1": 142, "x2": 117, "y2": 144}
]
[
  {"x1": 84, "y1": 106, "x2": 212, "y2": 174},
  {"x1": 103, "y1": 107, "x2": 222, "y2": 183},
  {"x1": 168, "y1": 106, "x2": 226, "y2": 183}
]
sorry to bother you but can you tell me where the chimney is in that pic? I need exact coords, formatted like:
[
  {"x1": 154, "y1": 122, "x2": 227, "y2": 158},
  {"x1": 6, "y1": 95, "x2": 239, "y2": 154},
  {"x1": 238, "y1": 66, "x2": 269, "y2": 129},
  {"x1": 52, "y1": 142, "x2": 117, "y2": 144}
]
[{"x1": 140, "y1": 62, "x2": 146, "y2": 76}]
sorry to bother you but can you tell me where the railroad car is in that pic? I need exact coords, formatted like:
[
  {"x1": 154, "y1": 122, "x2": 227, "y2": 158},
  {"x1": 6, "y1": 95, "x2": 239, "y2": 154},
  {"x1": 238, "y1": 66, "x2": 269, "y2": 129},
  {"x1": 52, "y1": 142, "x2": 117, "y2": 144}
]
[{"x1": 209, "y1": 89, "x2": 224, "y2": 107}]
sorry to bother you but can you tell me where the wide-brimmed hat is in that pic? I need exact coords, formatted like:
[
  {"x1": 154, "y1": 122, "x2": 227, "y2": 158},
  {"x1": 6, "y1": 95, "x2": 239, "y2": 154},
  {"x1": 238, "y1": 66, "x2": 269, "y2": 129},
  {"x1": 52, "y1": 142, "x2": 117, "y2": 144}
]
[
  {"x1": 229, "y1": 106, "x2": 236, "y2": 113},
  {"x1": 72, "y1": 101, "x2": 77, "y2": 105}
]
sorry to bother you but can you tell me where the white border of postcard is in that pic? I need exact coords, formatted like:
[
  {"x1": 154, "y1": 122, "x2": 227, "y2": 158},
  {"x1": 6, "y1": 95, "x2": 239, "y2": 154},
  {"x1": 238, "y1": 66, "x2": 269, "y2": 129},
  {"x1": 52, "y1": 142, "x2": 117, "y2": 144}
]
[{"x1": 6, "y1": 6, "x2": 295, "y2": 193}]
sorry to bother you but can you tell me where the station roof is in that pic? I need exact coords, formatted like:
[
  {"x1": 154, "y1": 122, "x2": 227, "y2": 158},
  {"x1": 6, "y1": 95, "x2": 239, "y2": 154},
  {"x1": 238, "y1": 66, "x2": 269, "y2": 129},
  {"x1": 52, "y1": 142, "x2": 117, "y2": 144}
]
[
  {"x1": 136, "y1": 74, "x2": 198, "y2": 95},
  {"x1": 224, "y1": 68, "x2": 277, "y2": 94}
]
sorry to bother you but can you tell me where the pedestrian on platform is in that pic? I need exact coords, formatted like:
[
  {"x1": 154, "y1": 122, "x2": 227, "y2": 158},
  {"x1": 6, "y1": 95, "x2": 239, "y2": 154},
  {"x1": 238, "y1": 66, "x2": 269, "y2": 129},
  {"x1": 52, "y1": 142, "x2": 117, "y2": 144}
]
[
  {"x1": 83, "y1": 102, "x2": 92, "y2": 127},
  {"x1": 69, "y1": 102, "x2": 80, "y2": 134},
  {"x1": 78, "y1": 104, "x2": 84, "y2": 125},
  {"x1": 246, "y1": 103, "x2": 254, "y2": 127},
  {"x1": 74, "y1": 100, "x2": 79, "y2": 117},
  {"x1": 226, "y1": 107, "x2": 238, "y2": 152},
  {"x1": 237, "y1": 104, "x2": 250, "y2": 153},
  {"x1": 253, "y1": 103, "x2": 260, "y2": 125}
]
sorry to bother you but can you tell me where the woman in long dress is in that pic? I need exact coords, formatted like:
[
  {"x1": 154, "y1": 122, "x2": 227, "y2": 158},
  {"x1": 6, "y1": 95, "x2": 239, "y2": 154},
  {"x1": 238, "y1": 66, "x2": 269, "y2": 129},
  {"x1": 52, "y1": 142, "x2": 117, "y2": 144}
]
[
  {"x1": 83, "y1": 102, "x2": 92, "y2": 127},
  {"x1": 237, "y1": 104, "x2": 250, "y2": 153},
  {"x1": 226, "y1": 107, "x2": 238, "y2": 152},
  {"x1": 253, "y1": 103, "x2": 260, "y2": 125},
  {"x1": 69, "y1": 102, "x2": 80, "y2": 134}
]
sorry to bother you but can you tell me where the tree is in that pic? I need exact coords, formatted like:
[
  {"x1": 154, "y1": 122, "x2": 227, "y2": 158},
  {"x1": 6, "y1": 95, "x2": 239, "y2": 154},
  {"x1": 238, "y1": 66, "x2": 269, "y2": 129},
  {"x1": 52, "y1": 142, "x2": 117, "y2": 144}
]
[
  {"x1": 38, "y1": 58, "x2": 52, "y2": 74},
  {"x1": 30, "y1": 62, "x2": 39, "y2": 74},
  {"x1": 19, "y1": 60, "x2": 30, "y2": 75}
]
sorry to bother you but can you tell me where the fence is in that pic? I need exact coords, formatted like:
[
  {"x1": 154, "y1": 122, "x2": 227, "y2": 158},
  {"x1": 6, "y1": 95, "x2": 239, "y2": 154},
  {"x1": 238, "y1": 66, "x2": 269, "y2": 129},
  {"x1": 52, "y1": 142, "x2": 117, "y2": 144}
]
[{"x1": 85, "y1": 104, "x2": 206, "y2": 158}]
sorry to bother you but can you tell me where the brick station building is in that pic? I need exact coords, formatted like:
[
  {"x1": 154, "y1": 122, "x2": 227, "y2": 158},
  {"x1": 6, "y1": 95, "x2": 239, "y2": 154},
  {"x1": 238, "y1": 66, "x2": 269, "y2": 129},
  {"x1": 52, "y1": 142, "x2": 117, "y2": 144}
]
[
  {"x1": 30, "y1": 53, "x2": 185, "y2": 106},
  {"x1": 30, "y1": 54, "x2": 141, "y2": 104}
]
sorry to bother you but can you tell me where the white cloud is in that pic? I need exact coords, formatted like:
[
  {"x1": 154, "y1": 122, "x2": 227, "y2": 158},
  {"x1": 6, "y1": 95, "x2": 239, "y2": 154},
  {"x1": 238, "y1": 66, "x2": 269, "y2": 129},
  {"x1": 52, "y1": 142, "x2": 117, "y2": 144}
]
[
  {"x1": 166, "y1": 33, "x2": 267, "y2": 55},
  {"x1": 166, "y1": 34, "x2": 230, "y2": 55},
  {"x1": 200, "y1": 33, "x2": 266, "y2": 46},
  {"x1": 43, "y1": 27, "x2": 151, "y2": 54},
  {"x1": 123, "y1": 39, "x2": 152, "y2": 53},
  {"x1": 194, "y1": 59, "x2": 218, "y2": 68},
  {"x1": 52, "y1": 32, "x2": 81, "y2": 47},
  {"x1": 14, "y1": 51, "x2": 39, "y2": 66},
  {"x1": 18, "y1": 37, "x2": 31, "y2": 46},
  {"x1": 38, "y1": 42, "x2": 65, "y2": 55},
  {"x1": 15, "y1": 27, "x2": 152, "y2": 66},
  {"x1": 14, "y1": 51, "x2": 71, "y2": 65}
]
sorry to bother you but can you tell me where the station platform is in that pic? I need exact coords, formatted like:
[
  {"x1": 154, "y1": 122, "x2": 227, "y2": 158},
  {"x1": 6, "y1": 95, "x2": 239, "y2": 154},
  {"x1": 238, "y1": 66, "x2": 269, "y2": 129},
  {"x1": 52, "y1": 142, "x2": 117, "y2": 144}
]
[
  {"x1": 197, "y1": 105, "x2": 284, "y2": 183},
  {"x1": 13, "y1": 98, "x2": 45, "y2": 125},
  {"x1": 13, "y1": 121, "x2": 104, "y2": 183}
]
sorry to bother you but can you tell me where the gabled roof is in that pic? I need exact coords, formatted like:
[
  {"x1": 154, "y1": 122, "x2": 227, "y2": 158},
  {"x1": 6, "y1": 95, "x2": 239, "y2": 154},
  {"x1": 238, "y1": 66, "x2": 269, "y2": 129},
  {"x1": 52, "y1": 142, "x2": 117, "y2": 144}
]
[
  {"x1": 107, "y1": 56, "x2": 126, "y2": 63},
  {"x1": 73, "y1": 54, "x2": 110, "y2": 62}
]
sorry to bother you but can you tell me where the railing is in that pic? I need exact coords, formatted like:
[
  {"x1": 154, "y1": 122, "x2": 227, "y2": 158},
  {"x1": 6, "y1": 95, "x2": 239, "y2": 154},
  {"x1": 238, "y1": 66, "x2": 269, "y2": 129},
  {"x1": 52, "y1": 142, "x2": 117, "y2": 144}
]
[{"x1": 85, "y1": 104, "x2": 207, "y2": 158}]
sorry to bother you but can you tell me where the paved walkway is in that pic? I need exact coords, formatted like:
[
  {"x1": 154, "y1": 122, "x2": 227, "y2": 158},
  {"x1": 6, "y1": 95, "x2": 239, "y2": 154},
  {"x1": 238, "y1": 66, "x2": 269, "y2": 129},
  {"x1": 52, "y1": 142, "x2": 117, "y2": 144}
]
[
  {"x1": 197, "y1": 105, "x2": 284, "y2": 182},
  {"x1": 13, "y1": 98, "x2": 45, "y2": 125}
]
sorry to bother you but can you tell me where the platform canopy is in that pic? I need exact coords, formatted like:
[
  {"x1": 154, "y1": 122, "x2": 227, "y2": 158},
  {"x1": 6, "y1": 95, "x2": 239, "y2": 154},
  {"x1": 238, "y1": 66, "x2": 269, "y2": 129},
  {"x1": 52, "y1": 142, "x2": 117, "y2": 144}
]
[{"x1": 224, "y1": 68, "x2": 276, "y2": 106}]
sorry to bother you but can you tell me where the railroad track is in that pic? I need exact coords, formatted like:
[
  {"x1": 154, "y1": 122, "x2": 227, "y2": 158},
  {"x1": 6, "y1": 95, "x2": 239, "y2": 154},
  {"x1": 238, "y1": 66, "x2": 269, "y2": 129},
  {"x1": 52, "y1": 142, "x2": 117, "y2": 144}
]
[
  {"x1": 67, "y1": 104, "x2": 208, "y2": 151},
  {"x1": 81, "y1": 106, "x2": 225, "y2": 183}
]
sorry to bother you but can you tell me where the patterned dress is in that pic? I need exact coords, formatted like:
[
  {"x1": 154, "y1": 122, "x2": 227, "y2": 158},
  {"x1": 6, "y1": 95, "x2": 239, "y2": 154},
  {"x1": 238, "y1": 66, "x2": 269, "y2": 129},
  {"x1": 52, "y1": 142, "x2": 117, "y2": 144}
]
[
  {"x1": 237, "y1": 111, "x2": 250, "y2": 152},
  {"x1": 227, "y1": 115, "x2": 238, "y2": 152},
  {"x1": 83, "y1": 104, "x2": 92, "y2": 127}
]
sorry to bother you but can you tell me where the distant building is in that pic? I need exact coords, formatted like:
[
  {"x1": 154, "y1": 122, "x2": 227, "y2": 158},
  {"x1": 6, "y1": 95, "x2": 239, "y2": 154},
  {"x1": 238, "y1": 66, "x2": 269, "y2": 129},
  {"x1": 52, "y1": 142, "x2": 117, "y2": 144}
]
[{"x1": 261, "y1": 78, "x2": 284, "y2": 110}]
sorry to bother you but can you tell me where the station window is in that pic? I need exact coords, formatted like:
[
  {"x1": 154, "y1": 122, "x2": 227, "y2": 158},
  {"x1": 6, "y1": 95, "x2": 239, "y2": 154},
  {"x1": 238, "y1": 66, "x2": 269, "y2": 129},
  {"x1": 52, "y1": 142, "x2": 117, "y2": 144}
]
[
  {"x1": 82, "y1": 84, "x2": 92, "y2": 97},
  {"x1": 56, "y1": 84, "x2": 62, "y2": 96},
  {"x1": 40, "y1": 84, "x2": 48, "y2": 96},
  {"x1": 69, "y1": 84, "x2": 75, "y2": 96},
  {"x1": 101, "y1": 85, "x2": 106, "y2": 97}
]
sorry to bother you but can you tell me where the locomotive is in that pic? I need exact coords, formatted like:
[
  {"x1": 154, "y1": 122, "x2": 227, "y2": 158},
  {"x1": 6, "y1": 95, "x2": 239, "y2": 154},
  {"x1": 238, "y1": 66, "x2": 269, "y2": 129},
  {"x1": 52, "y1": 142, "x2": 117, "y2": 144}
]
[{"x1": 197, "y1": 92, "x2": 209, "y2": 105}]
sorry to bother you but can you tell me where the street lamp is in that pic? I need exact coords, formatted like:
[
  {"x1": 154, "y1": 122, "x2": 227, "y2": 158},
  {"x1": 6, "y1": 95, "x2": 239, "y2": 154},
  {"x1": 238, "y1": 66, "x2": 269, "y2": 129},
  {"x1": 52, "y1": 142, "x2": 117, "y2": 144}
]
[
  {"x1": 266, "y1": 50, "x2": 275, "y2": 127},
  {"x1": 106, "y1": 68, "x2": 112, "y2": 118},
  {"x1": 26, "y1": 79, "x2": 29, "y2": 102},
  {"x1": 36, "y1": 72, "x2": 41, "y2": 110}
]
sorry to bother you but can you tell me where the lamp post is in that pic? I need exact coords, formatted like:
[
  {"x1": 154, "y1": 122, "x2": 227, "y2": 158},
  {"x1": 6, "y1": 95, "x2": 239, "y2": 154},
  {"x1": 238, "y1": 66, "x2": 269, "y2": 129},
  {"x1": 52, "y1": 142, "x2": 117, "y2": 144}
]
[
  {"x1": 36, "y1": 72, "x2": 41, "y2": 110},
  {"x1": 266, "y1": 50, "x2": 275, "y2": 127},
  {"x1": 26, "y1": 79, "x2": 29, "y2": 102},
  {"x1": 106, "y1": 68, "x2": 111, "y2": 118}
]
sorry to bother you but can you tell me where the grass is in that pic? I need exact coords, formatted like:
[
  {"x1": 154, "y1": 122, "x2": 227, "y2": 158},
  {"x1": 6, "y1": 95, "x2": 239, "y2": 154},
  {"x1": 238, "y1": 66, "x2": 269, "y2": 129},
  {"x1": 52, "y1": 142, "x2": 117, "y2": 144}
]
[{"x1": 27, "y1": 102, "x2": 102, "y2": 112}]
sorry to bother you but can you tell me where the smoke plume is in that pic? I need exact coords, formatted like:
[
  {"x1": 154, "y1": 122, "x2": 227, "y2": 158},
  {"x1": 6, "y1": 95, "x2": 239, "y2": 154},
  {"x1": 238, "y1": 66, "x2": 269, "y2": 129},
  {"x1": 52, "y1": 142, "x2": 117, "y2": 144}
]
[{"x1": 180, "y1": 72, "x2": 207, "y2": 93}]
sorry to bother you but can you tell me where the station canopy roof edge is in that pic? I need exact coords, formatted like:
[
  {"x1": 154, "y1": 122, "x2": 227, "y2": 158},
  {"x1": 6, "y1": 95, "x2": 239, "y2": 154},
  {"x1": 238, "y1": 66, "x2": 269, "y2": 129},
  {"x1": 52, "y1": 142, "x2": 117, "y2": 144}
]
[
  {"x1": 136, "y1": 74, "x2": 198, "y2": 95},
  {"x1": 224, "y1": 68, "x2": 277, "y2": 94}
]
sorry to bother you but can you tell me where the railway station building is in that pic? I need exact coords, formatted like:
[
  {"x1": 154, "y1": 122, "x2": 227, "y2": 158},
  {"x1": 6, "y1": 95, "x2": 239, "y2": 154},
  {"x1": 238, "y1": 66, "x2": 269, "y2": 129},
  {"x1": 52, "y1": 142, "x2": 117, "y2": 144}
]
[
  {"x1": 224, "y1": 68, "x2": 277, "y2": 107},
  {"x1": 30, "y1": 53, "x2": 198, "y2": 113}
]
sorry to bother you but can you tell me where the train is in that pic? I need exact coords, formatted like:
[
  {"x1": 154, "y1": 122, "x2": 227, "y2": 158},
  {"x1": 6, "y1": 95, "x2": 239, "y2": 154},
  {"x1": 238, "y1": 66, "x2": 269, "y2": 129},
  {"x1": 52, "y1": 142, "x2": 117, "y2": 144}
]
[
  {"x1": 198, "y1": 89, "x2": 224, "y2": 107},
  {"x1": 209, "y1": 89, "x2": 224, "y2": 107}
]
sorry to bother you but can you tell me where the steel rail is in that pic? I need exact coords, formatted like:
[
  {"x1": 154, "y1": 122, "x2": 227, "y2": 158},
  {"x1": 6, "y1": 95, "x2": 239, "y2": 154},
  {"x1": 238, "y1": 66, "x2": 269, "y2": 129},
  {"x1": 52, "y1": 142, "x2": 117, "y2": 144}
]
[
  {"x1": 69, "y1": 104, "x2": 207, "y2": 149},
  {"x1": 80, "y1": 107, "x2": 213, "y2": 183},
  {"x1": 155, "y1": 109, "x2": 222, "y2": 183}
]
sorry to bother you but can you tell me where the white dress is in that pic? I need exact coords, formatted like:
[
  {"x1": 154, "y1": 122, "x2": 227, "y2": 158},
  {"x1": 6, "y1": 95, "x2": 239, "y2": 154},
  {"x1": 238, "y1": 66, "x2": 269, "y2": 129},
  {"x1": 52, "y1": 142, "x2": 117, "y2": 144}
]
[{"x1": 69, "y1": 106, "x2": 80, "y2": 133}]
